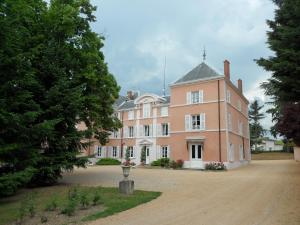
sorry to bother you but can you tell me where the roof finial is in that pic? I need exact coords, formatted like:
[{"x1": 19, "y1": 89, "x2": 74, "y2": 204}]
[{"x1": 203, "y1": 46, "x2": 206, "y2": 62}]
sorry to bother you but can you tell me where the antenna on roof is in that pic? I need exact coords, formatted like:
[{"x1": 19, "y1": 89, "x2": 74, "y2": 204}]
[
  {"x1": 203, "y1": 46, "x2": 206, "y2": 62},
  {"x1": 163, "y1": 55, "x2": 166, "y2": 96}
]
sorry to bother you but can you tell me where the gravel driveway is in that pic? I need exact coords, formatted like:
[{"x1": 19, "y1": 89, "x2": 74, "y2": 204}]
[{"x1": 62, "y1": 160, "x2": 300, "y2": 225}]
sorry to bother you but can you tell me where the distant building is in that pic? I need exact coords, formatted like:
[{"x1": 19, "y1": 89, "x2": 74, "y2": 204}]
[
  {"x1": 81, "y1": 60, "x2": 251, "y2": 169},
  {"x1": 257, "y1": 138, "x2": 284, "y2": 151}
]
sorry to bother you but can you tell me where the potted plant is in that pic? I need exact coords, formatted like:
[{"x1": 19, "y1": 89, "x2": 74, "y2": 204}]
[{"x1": 121, "y1": 147, "x2": 131, "y2": 180}]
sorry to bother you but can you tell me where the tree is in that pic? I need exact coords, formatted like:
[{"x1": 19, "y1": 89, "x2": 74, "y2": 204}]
[
  {"x1": 0, "y1": 0, "x2": 121, "y2": 196},
  {"x1": 256, "y1": 0, "x2": 300, "y2": 145},
  {"x1": 249, "y1": 100, "x2": 265, "y2": 151}
]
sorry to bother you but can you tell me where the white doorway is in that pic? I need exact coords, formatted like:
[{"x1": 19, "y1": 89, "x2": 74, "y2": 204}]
[{"x1": 190, "y1": 144, "x2": 203, "y2": 168}]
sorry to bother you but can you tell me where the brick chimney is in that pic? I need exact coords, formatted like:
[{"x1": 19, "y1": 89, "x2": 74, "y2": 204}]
[
  {"x1": 224, "y1": 60, "x2": 230, "y2": 80},
  {"x1": 127, "y1": 91, "x2": 133, "y2": 100},
  {"x1": 238, "y1": 79, "x2": 243, "y2": 92}
]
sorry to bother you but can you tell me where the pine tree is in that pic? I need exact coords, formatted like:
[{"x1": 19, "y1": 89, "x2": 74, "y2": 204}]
[
  {"x1": 256, "y1": 0, "x2": 300, "y2": 145},
  {"x1": 249, "y1": 100, "x2": 265, "y2": 151},
  {"x1": 0, "y1": 0, "x2": 121, "y2": 195}
]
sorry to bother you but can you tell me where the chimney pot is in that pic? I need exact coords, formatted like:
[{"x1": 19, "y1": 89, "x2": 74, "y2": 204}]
[
  {"x1": 224, "y1": 60, "x2": 230, "y2": 80},
  {"x1": 238, "y1": 79, "x2": 243, "y2": 92},
  {"x1": 127, "y1": 91, "x2": 133, "y2": 100}
]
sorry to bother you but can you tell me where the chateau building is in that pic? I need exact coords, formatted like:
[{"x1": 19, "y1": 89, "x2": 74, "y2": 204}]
[{"x1": 83, "y1": 60, "x2": 250, "y2": 169}]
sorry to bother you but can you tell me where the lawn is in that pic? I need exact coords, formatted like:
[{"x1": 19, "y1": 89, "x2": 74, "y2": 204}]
[
  {"x1": 251, "y1": 151, "x2": 294, "y2": 160},
  {"x1": 0, "y1": 185, "x2": 161, "y2": 225}
]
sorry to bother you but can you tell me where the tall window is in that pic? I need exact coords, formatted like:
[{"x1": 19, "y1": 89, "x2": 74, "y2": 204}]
[
  {"x1": 128, "y1": 110, "x2": 134, "y2": 120},
  {"x1": 191, "y1": 144, "x2": 202, "y2": 159},
  {"x1": 192, "y1": 115, "x2": 201, "y2": 130},
  {"x1": 229, "y1": 143, "x2": 234, "y2": 162},
  {"x1": 97, "y1": 146, "x2": 102, "y2": 157},
  {"x1": 228, "y1": 112, "x2": 232, "y2": 131},
  {"x1": 238, "y1": 121, "x2": 243, "y2": 135},
  {"x1": 191, "y1": 91, "x2": 200, "y2": 104},
  {"x1": 128, "y1": 126, "x2": 134, "y2": 137},
  {"x1": 162, "y1": 123, "x2": 169, "y2": 136},
  {"x1": 161, "y1": 146, "x2": 168, "y2": 158},
  {"x1": 143, "y1": 103, "x2": 151, "y2": 118},
  {"x1": 128, "y1": 146, "x2": 134, "y2": 158},
  {"x1": 239, "y1": 144, "x2": 244, "y2": 160},
  {"x1": 112, "y1": 146, "x2": 117, "y2": 158},
  {"x1": 144, "y1": 125, "x2": 150, "y2": 136},
  {"x1": 160, "y1": 106, "x2": 168, "y2": 117},
  {"x1": 113, "y1": 131, "x2": 118, "y2": 138}
]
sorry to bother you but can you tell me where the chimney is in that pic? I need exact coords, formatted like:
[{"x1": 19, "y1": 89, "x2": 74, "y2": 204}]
[
  {"x1": 224, "y1": 60, "x2": 230, "y2": 80},
  {"x1": 238, "y1": 79, "x2": 243, "y2": 92},
  {"x1": 127, "y1": 90, "x2": 133, "y2": 100}
]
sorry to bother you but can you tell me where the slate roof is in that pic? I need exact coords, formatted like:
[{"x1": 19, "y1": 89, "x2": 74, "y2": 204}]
[
  {"x1": 113, "y1": 95, "x2": 127, "y2": 109},
  {"x1": 174, "y1": 62, "x2": 222, "y2": 84},
  {"x1": 117, "y1": 95, "x2": 170, "y2": 110}
]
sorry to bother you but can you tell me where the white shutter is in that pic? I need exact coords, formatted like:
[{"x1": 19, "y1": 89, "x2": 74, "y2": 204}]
[
  {"x1": 199, "y1": 90, "x2": 204, "y2": 103},
  {"x1": 152, "y1": 123, "x2": 156, "y2": 137},
  {"x1": 185, "y1": 115, "x2": 191, "y2": 131},
  {"x1": 133, "y1": 146, "x2": 136, "y2": 158},
  {"x1": 200, "y1": 113, "x2": 206, "y2": 130},
  {"x1": 139, "y1": 125, "x2": 143, "y2": 137},
  {"x1": 168, "y1": 123, "x2": 170, "y2": 135},
  {"x1": 186, "y1": 92, "x2": 191, "y2": 104},
  {"x1": 124, "y1": 127, "x2": 128, "y2": 138},
  {"x1": 149, "y1": 124, "x2": 153, "y2": 136},
  {"x1": 157, "y1": 123, "x2": 161, "y2": 136},
  {"x1": 102, "y1": 146, "x2": 106, "y2": 158},
  {"x1": 167, "y1": 145, "x2": 170, "y2": 158},
  {"x1": 157, "y1": 145, "x2": 161, "y2": 158}
]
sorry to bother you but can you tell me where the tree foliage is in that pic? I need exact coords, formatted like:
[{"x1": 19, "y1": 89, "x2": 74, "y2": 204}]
[
  {"x1": 0, "y1": 0, "x2": 121, "y2": 195},
  {"x1": 256, "y1": 0, "x2": 300, "y2": 145},
  {"x1": 249, "y1": 100, "x2": 265, "y2": 150}
]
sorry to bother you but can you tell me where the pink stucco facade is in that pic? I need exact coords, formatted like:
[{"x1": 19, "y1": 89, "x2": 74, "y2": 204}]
[{"x1": 82, "y1": 61, "x2": 250, "y2": 169}]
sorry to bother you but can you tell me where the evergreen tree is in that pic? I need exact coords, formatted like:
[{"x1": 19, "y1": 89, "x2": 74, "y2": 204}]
[
  {"x1": 249, "y1": 100, "x2": 265, "y2": 151},
  {"x1": 256, "y1": 0, "x2": 300, "y2": 145},
  {"x1": 0, "y1": 0, "x2": 121, "y2": 196}
]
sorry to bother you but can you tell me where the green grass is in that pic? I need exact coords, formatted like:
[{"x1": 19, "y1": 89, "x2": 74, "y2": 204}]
[
  {"x1": 0, "y1": 185, "x2": 161, "y2": 225},
  {"x1": 251, "y1": 152, "x2": 294, "y2": 160}
]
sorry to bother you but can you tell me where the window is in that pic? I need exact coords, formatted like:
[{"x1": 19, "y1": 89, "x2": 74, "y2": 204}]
[
  {"x1": 143, "y1": 103, "x2": 151, "y2": 118},
  {"x1": 192, "y1": 115, "x2": 201, "y2": 130},
  {"x1": 161, "y1": 146, "x2": 168, "y2": 158},
  {"x1": 112, "y1": 146, "x2": 117, "y2": 158},
  {"x1": 228, "y1": 112, "x2": 232, "y2": 131},
  {"x1": 128, "y1": 146, "x2": 134, "y2": 158},
  {"x1": 239, "y1": 144, "x2": 244, "y2": 160},
  {"x1": 162, "y1": 123, "x2": 169, "y2": 136},
  {"x1": 128, "y1": 126, "x2": 134, "y2": 137},
  {"x1": 144, "y1": 125, "x2": 150, "y2": 136},
  {"x1": 191, "y1": 144, "x2": 202, "y2": 159},
  {"x1": 227, "y1": 90, "x2": 231, "y2": 103},
  {"x1": 191, "y1": 91, "x2": 200, "y2": 104},
  {"x1": 97, "y1": 146, "x2": 102, "y2": 157},
  {"x1": 128, "y1": 110, "x2": 134, "y2": 120},
  {"x1": 160, "y1": 106, "x2": 168, "y2": 117},
  {"x1": 238, "y1": 121, "x2": 243, "y2": 135},
  {"x1": 237, "y1": 100, "x2": 242, "y2": 111},
  {"x1": 185, "y1": 114, "x2": 205, "y2": 131},
  {"x1": 113, "y1": 131, "x2": 118, "y2": 138}
]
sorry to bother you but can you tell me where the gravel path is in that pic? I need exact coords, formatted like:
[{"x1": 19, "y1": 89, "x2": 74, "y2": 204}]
[{"x1": 62, "y1": 160, "x2": 300, "y2": 225}]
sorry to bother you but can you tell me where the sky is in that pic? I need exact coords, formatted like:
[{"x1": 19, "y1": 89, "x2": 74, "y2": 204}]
[{"x1": 90, "y1": 0, "x2": 276, "y2": 130}]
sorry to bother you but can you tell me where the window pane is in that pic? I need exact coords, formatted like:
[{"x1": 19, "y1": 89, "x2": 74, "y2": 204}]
[
  {"x1": 192, "y1": 145, "x2": 195, "y2": 158},
  {"x1": 197, "y1": 145, "x2": 202, "y2": 159}
]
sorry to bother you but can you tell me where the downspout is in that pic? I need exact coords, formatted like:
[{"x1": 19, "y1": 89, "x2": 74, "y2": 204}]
[
  {"x1": 218, "y1": 80, "x2": 222, "y2": 162},
  {"x1": 120, "y1": 111, "x2": 124, "y2": 159}
]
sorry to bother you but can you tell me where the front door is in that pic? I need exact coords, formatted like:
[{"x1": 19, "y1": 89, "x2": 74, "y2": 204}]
[
  {"x1": 190, "y1": 144, "x2": 203, "y2": 168},
  {"x1": 145, "y1": 146, "x2": 150, "y2": 164}
]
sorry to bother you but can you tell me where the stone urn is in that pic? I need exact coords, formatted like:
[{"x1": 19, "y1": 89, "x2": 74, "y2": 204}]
[
  {"x1": 121, "y1": 165, "x2": 131, "y2": 180},
  {"x1": 294, "y1": 146, "x2": 300, "y2": 161}
]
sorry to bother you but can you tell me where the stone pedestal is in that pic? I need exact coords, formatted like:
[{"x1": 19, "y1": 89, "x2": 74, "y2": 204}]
[
  {"x1": 294, "y1": 146, "x2": 300, "y2": 161},
  {"x1": 119, "y1": 180, "x2": 134, "y2": 195}
]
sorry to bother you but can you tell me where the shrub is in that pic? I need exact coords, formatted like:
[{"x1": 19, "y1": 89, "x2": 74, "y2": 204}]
[
  {"x1": 96, "y1": 158, "x2": 121, "y2": 165},
  {"x1": 40, "y1": 215, "x2": 48, "y2": 223},
  {"x1": 169, "y1": 160, "x2": 177, "y2": 169},
  {"x1": 92, "y1": 191, "x2": 102, "y2": 206},
  {"x1": 160, "y1": 158, "x2": 170, "y2": 167},
  {"x1": 205, "y1": 162, "x2": 226, "y2": 171},
  {"x1": 150, "y1": 159, "x2": 161, "y2": 166},
  {"x1": 79, "y1": 193, "x2": 90, "y2": 209},
  {"x1": 61, "y1": 199, "x2": 77, "y2": 216},
  {"x1": 45, "y1": 198, "x2": 58, "y2": 211},
  {"x1": 176, "y1": 159, "x2": 184, "y2": 168}
]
